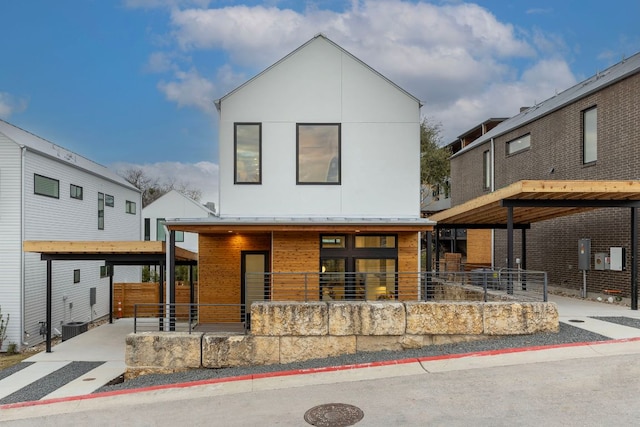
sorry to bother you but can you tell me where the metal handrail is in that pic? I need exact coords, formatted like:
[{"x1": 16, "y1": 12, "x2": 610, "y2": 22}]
[
  {"x1": 134, "y1": 270, "x2": 548, "y2": 333},
  {"x1": 133, "y1": 303, "x2": 248, "y2": 334}
]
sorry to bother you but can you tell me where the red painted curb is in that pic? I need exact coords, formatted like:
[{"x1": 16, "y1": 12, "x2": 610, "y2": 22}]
[{"x1": 3, "y1": 336, "x2": 640, "y2": 410}]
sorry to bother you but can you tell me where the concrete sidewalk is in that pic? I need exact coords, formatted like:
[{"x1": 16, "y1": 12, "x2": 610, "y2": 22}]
[
  {"x1": 550, "y1": 293, "x2": 640, "y2": 339},
  {"x1": 0, "y1": 319, "x2": 133, "y2": 401}
]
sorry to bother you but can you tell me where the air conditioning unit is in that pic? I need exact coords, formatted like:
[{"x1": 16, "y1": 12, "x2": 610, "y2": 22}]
[{"x1": 62, "y1": 321, "x2": 88, "y2": 341}]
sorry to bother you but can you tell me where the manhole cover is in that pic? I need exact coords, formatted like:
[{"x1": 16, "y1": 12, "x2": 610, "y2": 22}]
[
  {"x1": 568, "y1": 319, "x2": 585, "y2": 323},
  {"x1": 304, "y1": 403, "x2": 364, "y2": 427}
]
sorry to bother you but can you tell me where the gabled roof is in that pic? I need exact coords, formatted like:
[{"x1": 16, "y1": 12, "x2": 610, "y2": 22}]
[
  {"x1": 453, "y1": 51, "x2": 640, "y2": 158},
  {"x1": 143, "y1": 189, "x2": 215, "y2": 215},
  {"x1": 214, "y1": 33, "x2": 422, "y2": 110},
  {"x1": 0, "y1": 119, "x2": 139, "y2": 191}
]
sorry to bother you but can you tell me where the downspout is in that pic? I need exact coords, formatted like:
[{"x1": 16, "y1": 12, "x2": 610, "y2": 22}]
[
  {"x1": 20, "y1": 145, "x2": 26, "y2": 348},
  {"x1": 490, "y1": 138, "x2": 495, "y2": 268}
]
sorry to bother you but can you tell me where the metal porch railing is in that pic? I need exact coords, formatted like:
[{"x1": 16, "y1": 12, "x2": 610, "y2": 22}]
[{"x1": 134, "y1": 269, "x2": 547, "y2": 333}]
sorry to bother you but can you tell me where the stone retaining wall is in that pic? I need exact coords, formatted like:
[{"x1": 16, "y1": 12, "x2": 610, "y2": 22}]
[{"x1": 125, "y1": 300, "x2": 559, "y2": 379}]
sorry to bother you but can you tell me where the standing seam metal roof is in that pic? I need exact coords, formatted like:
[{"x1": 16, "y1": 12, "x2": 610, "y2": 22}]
[{"x1": 452, "y1": 51, "x2": 640, "y2": 158}]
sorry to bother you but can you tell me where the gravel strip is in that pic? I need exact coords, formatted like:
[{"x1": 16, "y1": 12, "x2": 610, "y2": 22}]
[
  {"x1": 0, "y1": 362, "x2": 34, "y2": 382},
  {"x1": 590, "y1": 316, "x2": 640, "y2": 329},
  {"x1": 0, "y1": 361, "x2": 103, "y2": 405},
  {"x1": 97, "y1": 323, "x2": 609, "y2": 393}
]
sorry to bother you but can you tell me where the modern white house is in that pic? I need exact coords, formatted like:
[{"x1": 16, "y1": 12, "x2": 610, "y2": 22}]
[
  {"x1": 0, "y1": 119, "x2": 142, "y2": 350},
  {"x1": 142, "y1": 189, "x2": 215, "y2": 253},
  {"x1": 166, "y1": 34, "x2": 434, "y2": 320}
]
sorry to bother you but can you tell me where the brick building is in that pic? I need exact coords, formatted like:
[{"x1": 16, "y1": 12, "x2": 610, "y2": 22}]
[{"x1": 441, "y1": 52, "x2": 640, "y2": 297}]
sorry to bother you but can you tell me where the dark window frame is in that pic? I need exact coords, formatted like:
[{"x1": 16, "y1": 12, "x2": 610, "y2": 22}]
[
  {"x1": 320, "y1": 234, "x2": 398, "y2": 301},
  {"x1": 105, "y1": 194, "x2": 114, "y2": 207},
  {"x1": 320, "y1": 234, "x2": 398, "y2": 260},
  {"x1": 98, "y1": 192, "x2": 105, "y2": 230},
  {"x1": 296, "y1": 123, "x2": 341, "y2": 185},
  {"x1": 73, "y1": 269, "x2": 80, "y2": 283},
  {"x1": 506, "y1": 133, "x2": 531, "y2": 156},
  {"x1": 144, "y1": 218, "x2": 151, "y2": 241},
  {"x1": 234, "y1": 122, "x2": 262, "y2": 185},
  {"x1": 582, "y1": 106, "x2": 597, "y2": 164},
  {"x1": 70, "y1": 184, "x2": 83, "y2": 200},
  {"x1": 125, "y1": 200, "x2": 136, "y2": 214},
  {"x1": 482, "y1": 150, "x2": 491, "y2": 191},
  {"x1": 100, "y1": 265, "x2": 111, "y2": 278},
  {"x1": 34, "y1": 174, "x2": 60, "y2": 198}
]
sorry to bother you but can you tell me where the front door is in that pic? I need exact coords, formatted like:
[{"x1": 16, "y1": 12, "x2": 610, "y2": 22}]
[{"x1": 241, "y1": 251, "x2": 269, "y2": 325}]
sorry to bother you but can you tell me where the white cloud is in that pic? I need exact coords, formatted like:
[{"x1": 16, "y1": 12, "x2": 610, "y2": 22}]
[
  {"x1": 0, "y1": 92, "x2": 28, "y2": 119},
  {"x1": 158, "y1": 68, "x2": 217, "y2": 112},
  {"x1": 430, "y1": 59, "x2": 577, "y2": 141},
  {"x1": 145, "y1": 51, "x2": 180, "y2": 73},
  {"x1": 148, "y1": 0, "x2": 578, "y2": 141},
  {"x1": 111, "y1": 160, "x2": 219, "y2": 205}
]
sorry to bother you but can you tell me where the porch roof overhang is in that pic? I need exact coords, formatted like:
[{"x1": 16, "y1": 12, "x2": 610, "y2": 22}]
[
  {"x1": 22, "y1": 240, "x2": 198, "y2": 265},
  {"x1": 165, "y1": 216, "x2": 435, "y2": 234},
  {"x1": 429, "y1": 180, "x2": 640, "y2": 227}
]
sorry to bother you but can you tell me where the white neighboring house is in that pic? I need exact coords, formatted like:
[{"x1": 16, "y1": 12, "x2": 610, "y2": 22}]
[
  {"x1": 0, "y1": 119, "x2": 142, "y2": 351},
  {"x1": 142, "y1": 189, "x2": 214, "y2": 252}
]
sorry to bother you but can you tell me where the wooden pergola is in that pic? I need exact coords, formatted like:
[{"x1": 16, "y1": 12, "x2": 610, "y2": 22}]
[
  {"x1": 428, "y1": 180, "x2": 640, "y2": 309},
  {"x1": 23, "y1": 241, "x2": 198, "y2": 352}
]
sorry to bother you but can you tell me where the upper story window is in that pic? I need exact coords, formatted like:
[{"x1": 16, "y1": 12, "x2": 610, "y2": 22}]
[
  {"x1": 105, "y1": 194, "x2": 114, "y2": 207},
  {"x1": 70, "y1": 184, "x2": 83, "y2": 200},
  {"x1": 583, "y1": 106, "x2": 597, "y2": 164},
  {"x1": 98, "y1": 192, "x2": 105, "y2": 230},
  {"x1": 297, "y1": 124, "x2": 340, "y2": 185},
  {"x1": 482, "y1": 150, "x2": 491, "y2": 191},
  {"x1": 234, "y1": 123, "x2": 261, "y2": 184},
  {"x1": 125, "y1": 200, "x2": 136, "y2": 214},
  {"x1": 506, "y1": 134, "x2": 530, "y2": 155},
  {"x1": 144, "y1": 218, "x2": 151, "y2": 241},
  {"x1": 34, "y1": 174, "x2": 59, "y2": 198}
]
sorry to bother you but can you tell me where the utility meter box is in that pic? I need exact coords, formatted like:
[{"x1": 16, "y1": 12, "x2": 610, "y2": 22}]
[
  {"x1": 578, "y1": 239, "x2": 591, "y2": 271},
  {"x1": 610, "y1": 247, "x2": 625, "y2": 271},
  {"x1": 594, "y1": 253, "x2": 609, "y2": 270}
]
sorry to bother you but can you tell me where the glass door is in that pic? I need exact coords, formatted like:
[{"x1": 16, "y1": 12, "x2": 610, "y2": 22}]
[
  {"x1": 355, "y1": 259, "x2": 397, "y2": 300},
  {"x1": 241, "y1": 251, "x2": 268, "y2": 325},
  {"x1": 320, "y1": 258, "x2": 346, "y2": 300}
]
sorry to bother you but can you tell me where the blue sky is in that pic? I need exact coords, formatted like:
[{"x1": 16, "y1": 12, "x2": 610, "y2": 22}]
[{"x1": 1, "y1": 0, "x2": 638, "y2": 203}]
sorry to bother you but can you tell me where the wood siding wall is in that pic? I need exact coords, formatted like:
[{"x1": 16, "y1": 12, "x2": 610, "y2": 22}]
[
  {"x1": 113, "y1": 282, "x2": 196, "y2": 318},
  {"x1": 466, "y1": 229, "x2": 492, "y2": 266},
  {"x1": 272, "y1": 232, "x2": 320, "y2": 300},
  {"x1": 197, "y1": 231, "x2": 421, "y2": 320},
  {"x1": 397, "y1": 232, "x2": 419, "y2": 300},
  {"x1": 198, "y1": 233, "x2": 270, "y2": 322}
]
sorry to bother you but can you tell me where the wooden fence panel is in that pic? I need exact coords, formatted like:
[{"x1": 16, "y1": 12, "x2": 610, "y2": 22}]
[{"x1": 113, "y1": 282, "x2": 197, "y2": 318}]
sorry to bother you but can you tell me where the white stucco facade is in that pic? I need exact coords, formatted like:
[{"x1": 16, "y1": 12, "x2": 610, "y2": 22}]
[{"x1": 217, "y1": 35, "x2": 422, "y2": 219}]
